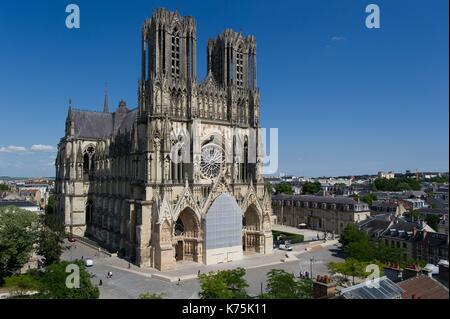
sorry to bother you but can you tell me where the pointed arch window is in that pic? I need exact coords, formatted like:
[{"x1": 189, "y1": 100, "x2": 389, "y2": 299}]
[
  {"x1": 171, "y1": 28, "x2": 181, "y2": 79},
  {"x1": 83, "y1": 146, "x2": 95, "y2": 179},
  {"x1": 236, "y1": 46, "x2": 244, "y2": 88}
]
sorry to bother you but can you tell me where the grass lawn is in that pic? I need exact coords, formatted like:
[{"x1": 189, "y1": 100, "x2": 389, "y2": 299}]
[{"x1": 272, "y1": 230, "x2": 304, "y2": 244}]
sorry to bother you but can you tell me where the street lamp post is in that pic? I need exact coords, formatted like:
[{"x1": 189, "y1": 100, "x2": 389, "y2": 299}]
[{"x1": 310, "y1": 256, "x2": 315, "y2": 279}]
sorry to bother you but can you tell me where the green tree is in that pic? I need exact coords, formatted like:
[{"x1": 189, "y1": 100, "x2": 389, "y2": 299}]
[
  {"x1": 264, "y1": 181, "x2": 274, "y2": 194},
  {"x1": 139, "y1": 292, "x2": 164, "y2": 299},
  {"x1": 4, "y1": 261, "x2": 99, "y2": 299},
  {"x1": 274, "y1": 182, "x2": 294, "y2": 195},
  {"x1": 345, "y1": 240, "x2": 375, "y2": 262},
  {"x1": 198, "y1": 268, "x2": 249, "y2": 299},
  {"x1": 263, "y1": 269, "x2": 312, "y2": 299},
  {"x1": 328, "y1": 259, "x2": 385, "y2": 284},
  {"x1": 36, "y1": 214, "x2": 65, "y2": 266},
  {"x1": 302, "y1": 182, "x2": 321, "y2": 195},
  {"x1": 339, "y1": 225, "x2": 369, "y2": 247},
  {"x1": 361, "y1": 193, "x2": 377, "y2": 206},
  {"x1": 37, "y1": 261, "x2": 99, "y2": 299},
  {"x1": 0, "y1": 184, "x2": 9, "y2": 191},
  {"x1": 427, "y1": 176, "x2": 449, "y2": 183},
  {"x1": 425, "y1": 215, "x2": 441, "y2": 232},
  {"x1": 45, "y1": 195, "x2": 55, "y2": 215},
  {"x1": 4, "y1": 274, "x2": 42, "y2": 296},
  {"x1": 373, "y1": 242, "x2": 405, "y2": 264},
  {"x1": 397, "y1": 182, "x2": 412, "y2": 191},
  {"x1": 328, "y1": 258, "x2": 366, "y2": 284},
  {"x1": 0, "y1": 206, "x2": 39, "y2": 283},
  {"x1": 405, "y1": 210, "x2": 421, "y2": 221},
  {"x1": 373, "y1": 178, "x2": 421, "y2": 192}
]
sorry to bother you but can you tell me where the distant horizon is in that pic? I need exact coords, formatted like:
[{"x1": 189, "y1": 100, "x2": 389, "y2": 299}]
[{"x1": 1, "y1": 168, "x2": 449, "y2": 181}]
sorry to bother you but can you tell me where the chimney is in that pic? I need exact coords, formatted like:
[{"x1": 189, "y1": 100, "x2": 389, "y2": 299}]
[
  {"x1": 384, "y1": 264, "x2": 403, "y2": 283},
  {"x1": 438, "y1": 260, "x2": 449, "y2": 285},
  {"x1": 403, "y1": 264, "x2": 421, "y2": 280},
  {"x1": 421, "y1": 268, "x2": 433, "y2": 278},
  {"x1": 313, "y1": 275, "x2": 337, "y2": 299}
]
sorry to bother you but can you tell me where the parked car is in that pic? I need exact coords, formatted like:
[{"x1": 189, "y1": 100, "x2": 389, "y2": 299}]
[
  {"x1": 279, "y1": 244, "x2": 293, "y2": 251},
  {"x1": 84, "y1": 259, "x2": 93, "y2": 267},
  {"x1": 68, "y1": 237, "x2": 77, "y2": 243}
]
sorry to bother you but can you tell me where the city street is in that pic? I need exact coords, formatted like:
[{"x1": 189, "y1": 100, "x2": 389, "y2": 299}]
[{"x1": 61, "y1": 239, "x2": 345, "y2": 299}]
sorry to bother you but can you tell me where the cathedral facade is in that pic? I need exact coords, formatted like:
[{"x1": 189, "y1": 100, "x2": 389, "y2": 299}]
[{"x1": 55, "y1": 8, "x2": 273, "y2": 271}]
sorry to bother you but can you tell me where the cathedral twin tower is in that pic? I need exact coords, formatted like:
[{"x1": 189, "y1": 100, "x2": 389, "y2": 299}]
[{"x1": 55, "y1": 8, "x2": 273, "y2": 271}]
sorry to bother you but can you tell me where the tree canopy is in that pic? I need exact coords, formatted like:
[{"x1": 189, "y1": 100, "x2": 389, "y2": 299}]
[
  {"x1": 338, "y1": 224, "x2": 422, "y2": 268},
  {"x1": 302, "y1": 182, "x2": 322, "y2": 195},
  {"x1": 361, "y1": 193, "x2": 377, "y2": 206},
  {"x1": 36, "y1": 213, "x2": 65, "y2": 266},
  {"x1": 198, "y1": 268, "x2": 249, "y2": 299},
  {"x1": 0, "y1": 205, "x2": 65, "y2": 283},
  {"x1": 139, "y1": 292, "x2": 164, "y2": 299},
  {"x1": 262, "y1": 269, "x2": 312, "y2": 299},
  {"x1": 373, "y1": 178, "x2": 421, "y2": 191},
  {"x1": 4, "y1": 261, "x2": 99, "y2": 299},
  {"x1": 0, "y1": 206, "x2": 39, "y2": 282},
  {"x1": 274, "y1": 182, "x2": 294, "y2": 195}
]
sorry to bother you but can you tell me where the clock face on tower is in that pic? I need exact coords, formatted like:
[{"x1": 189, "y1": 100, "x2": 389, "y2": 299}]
[{"x1": 200, "y1": 143, "x2": 223, "y2": 179}]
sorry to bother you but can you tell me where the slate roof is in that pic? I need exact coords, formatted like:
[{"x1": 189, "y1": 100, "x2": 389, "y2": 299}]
[
  {"x1": 371, "y1": 200, "x2": 398, "y2": 208},
  {"x1": 115, "y1": 108, "x2": 138, "y2": 135},
  {"x1": 358, "y1": 217, "x2": 392, "y2": 237},
  {"x1": 272, "y1": 194, "x2": 361, "y2": 205},
  {"x1": 69, "y1": 106, "x2": 137, "y2": 139},
  {"x1": 71, "y1": 109, "x2": 113, "y2": 139}
]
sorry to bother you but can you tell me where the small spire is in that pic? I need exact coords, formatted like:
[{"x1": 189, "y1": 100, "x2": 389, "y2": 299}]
[
  {"x1": 103, "y1": 83, "x2": 109, "y2": 113},
  {"x1": 69, "y1": 98, "x2": 72, "y2": 110}
]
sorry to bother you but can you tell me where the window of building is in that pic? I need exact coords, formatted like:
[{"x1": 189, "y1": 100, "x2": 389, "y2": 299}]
[
  {"x1": 236, "y1": 47, "x2": 244, "y2": 88},
  {"x1": 171, "y1": 28, "x2": 180, "y2": 79}
]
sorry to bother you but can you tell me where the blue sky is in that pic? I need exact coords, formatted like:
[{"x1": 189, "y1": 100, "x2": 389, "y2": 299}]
[{"x1": 0, "y1": 0, "x2": 448, "y2": 177}]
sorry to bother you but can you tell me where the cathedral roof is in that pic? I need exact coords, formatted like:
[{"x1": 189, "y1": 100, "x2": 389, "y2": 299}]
[
  {"x1": 69, "y1": 104, "x2": 137, "y2": 139},
  {"x1": 70, "y1": 109, "x2": 114, "y2": 139}
]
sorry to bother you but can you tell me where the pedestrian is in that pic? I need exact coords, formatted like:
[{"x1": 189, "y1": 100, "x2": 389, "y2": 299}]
[
  {"x1": 81, "y1": 256, "x2": 84, "y2": 260},
  {"x1": 198, "y1": 270, "x2": 201, "y2": 277},
  {"x1": 99, "y1": 279, "x2": 102, "y2": 286},
  {"x1": 128, "y1": 262, "x2": 131, "y2": 269},
  {"x1": 177, "y1": 278, "x2": 181, "y2": 286}
]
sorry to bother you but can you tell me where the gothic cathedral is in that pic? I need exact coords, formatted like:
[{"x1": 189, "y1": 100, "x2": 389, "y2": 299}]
[{"x1": 55, "y1": 8, "x2": 274, "y2": 271}]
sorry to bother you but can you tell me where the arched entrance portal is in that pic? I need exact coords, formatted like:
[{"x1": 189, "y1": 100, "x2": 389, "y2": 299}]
[
  {"x1": 204, "y1": 193, "x2": 243, "y2": 265},
  {"x1": 243, "y1": 205, "x2": 261, "y2": 253},
  {"x1": 173, "y1": 208, "x2": 201, "y2": 263}
]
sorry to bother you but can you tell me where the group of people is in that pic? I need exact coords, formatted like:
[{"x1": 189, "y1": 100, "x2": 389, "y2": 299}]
[
  {"x1": 315, "y1": 231, "x2": 335, "y2": 241},
  {"x1": 298, "y1": 271, "x2": 310, "y2": 279}
]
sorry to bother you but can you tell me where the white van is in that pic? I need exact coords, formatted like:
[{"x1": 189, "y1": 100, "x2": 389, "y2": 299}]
[{"x1": 84, "y1": 259, "x2": 94, "y2": 267}]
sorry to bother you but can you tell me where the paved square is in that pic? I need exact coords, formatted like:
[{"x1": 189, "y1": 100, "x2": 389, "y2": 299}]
[{"x1": 61, "y1": 239, "x2": 345, "y2": 299}]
